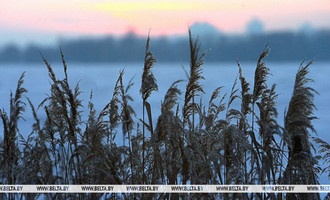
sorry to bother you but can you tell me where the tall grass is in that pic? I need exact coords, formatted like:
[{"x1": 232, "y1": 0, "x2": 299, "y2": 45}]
[
  {"x1": 283, "y1": 61, "x2": 321, "y2": 200},
  {"x1": 0, "y1": 29, "x2": 328, "y2": 200}
]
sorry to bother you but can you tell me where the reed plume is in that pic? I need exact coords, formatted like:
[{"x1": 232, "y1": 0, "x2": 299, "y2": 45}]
[
  {"x1": 253, "y1": 46, "x2": 270, "y2": 103},
  {"x1": 100, "y1": 70, "x2": 123, "y2": 143},
  {"x1": 283, "y1": 60, "x2": 320, "y2": 200},
  {"x1": 141, "y1": 32, "x2": 158, "y2": 101},
  {"x1": 183, "y1": 29, "x2": 207, "y2": 127},
  {"x1": 119, "y1": 70, "x2": 135, "y2": 144}
]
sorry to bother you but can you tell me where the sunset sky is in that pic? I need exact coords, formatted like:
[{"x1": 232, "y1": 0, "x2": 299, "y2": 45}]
[{"x1": 0, "y1": 0, "x2": 329, "y2": 46}]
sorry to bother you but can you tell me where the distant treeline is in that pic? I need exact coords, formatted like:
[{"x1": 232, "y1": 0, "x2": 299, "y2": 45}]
[{"x1": 1, "y1": 30, "x2": 330, "y2": 63}]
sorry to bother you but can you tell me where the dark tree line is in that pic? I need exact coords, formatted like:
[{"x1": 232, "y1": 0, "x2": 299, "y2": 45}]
[{"x1": 1, "y1": 30, "x2": 330, "y2": 63}]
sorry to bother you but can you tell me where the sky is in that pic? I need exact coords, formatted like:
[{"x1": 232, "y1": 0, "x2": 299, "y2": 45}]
[{"x1": 0, "y1": 0, "x2": 330, "y2": 47}]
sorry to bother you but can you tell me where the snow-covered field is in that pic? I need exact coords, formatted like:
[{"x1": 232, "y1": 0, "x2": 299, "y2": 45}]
[{"x1": 0, "y1": 61, "x2": 329, "y2": 185}]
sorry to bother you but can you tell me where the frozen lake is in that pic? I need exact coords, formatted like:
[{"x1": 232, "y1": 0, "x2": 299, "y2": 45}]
[{"x1": 0, "y1": 61, "x2": 329, "y2": 185}]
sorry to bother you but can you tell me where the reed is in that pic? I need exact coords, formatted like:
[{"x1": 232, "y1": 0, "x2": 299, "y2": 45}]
[
  {"x1": 0, "y1": 30, "x2": 328, "y2": 200},
  {"x1": 140, "y1": 32, "x2": 158, "y2": 186},
  {"x1": 283, "y1": 61, "x2": 320, "y2": 200}
]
